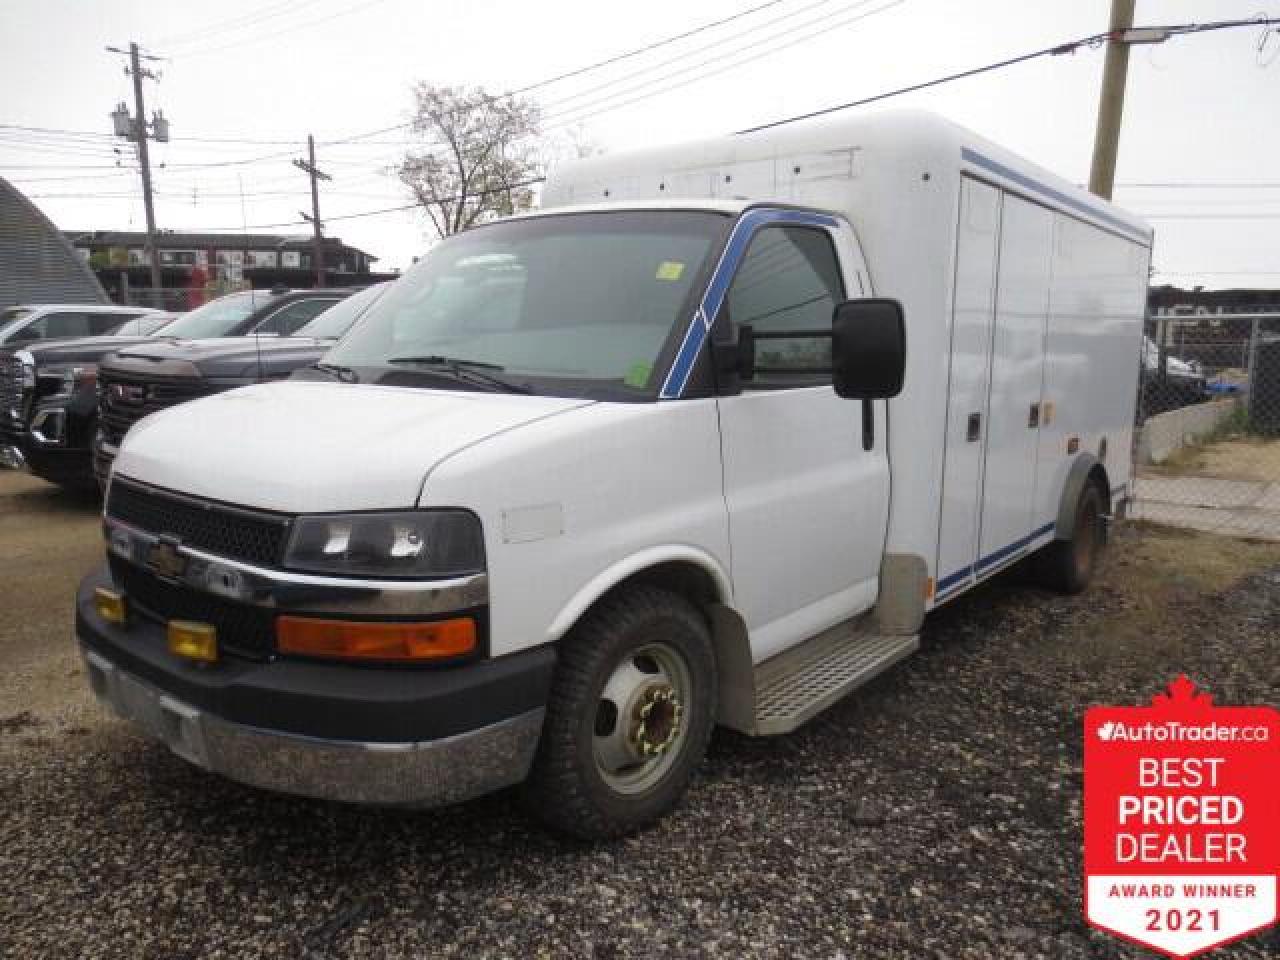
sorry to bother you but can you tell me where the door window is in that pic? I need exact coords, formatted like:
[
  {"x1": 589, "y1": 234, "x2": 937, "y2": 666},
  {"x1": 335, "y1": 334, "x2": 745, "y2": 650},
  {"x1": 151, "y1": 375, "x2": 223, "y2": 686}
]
[
  {"x1": 21, "y1": 312, "x2": 94, "y2": 342},
  {"x1": 90, "y1": 313, "x2": 135, "y2": 335},
  {"x1": 725, "y1": 226, "x2": 845, "y2": 386},
  {"x1": 254, "y1": 298, "x2": 340, "y2": 335}
]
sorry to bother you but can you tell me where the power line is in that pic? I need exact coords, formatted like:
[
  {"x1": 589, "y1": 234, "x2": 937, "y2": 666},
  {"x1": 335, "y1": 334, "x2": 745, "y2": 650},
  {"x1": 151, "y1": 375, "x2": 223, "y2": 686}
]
[
  {"x1": 737, "y1": 14, "x2": 1279, "y2": 134},
  {"x1": 0, "y1": 3, "x2": 799, "y2": 156},
  {"x1": 154, "y1": 0, "x2": 318, "y2": 50},
  {"x1": 541, "y1": 0, "x2": 905, "y2": 131},
  {"x1": 508, "y1": 0, "x2": 791, "y2": 99},
  {"x1": 0, "y1": 1, "x2": 842, "y2": 156},
  {"x1": 190, "y1": 175, "x2": 547, "y2": 231},
  {"x1": 175, "y1": 0, "x2": 399, "y2": 58},
  {"x1": 540, "y1": 0, "x2": 845, "y2": 113},
  {"x1": 318, "y1": 0, "x2": 801, "y2": 146}
]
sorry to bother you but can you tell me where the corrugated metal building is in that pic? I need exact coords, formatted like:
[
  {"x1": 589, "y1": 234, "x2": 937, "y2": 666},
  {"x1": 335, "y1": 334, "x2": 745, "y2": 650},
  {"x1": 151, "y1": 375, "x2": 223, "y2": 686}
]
[{"x1": 0, "y1": 177, "x2": 107, "y2": 311}]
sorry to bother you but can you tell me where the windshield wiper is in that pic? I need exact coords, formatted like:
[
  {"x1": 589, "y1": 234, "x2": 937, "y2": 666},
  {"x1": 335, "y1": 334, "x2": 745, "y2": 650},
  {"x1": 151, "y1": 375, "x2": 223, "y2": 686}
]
[
  {"x1": 310, "y1": 362, "x2": 359, "y2": 383},
  {"x1": 386, "y1": 355, "x2": 533, "y2": 394}
]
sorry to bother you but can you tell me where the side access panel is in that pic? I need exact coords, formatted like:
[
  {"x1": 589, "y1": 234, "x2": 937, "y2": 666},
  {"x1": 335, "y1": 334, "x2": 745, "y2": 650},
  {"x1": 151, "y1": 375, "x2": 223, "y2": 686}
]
[
  {"x1": 935, "y1": 177, "x2": 1001, "y2": 599},
  {"x1": 977, "y1": 194, "x2": 1053, "y2": 568}
]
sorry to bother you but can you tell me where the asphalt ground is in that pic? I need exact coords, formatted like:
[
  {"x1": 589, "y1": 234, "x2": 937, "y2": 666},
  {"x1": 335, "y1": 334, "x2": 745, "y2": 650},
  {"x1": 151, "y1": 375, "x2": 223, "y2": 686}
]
[{"x1": 1, "y1": 467, "x2": 1278, "y2": 959}]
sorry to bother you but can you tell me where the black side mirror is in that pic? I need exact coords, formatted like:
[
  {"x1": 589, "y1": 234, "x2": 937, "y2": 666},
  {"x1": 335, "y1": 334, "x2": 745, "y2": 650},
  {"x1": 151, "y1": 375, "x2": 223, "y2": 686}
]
[{"x1": 832, "y1": 298, "x2": 906, "y2": 399}]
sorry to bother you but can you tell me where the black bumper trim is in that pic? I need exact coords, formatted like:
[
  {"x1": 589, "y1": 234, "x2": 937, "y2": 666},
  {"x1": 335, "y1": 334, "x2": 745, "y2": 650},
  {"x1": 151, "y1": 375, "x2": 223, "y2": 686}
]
[{"x1": 77, "y1": 565, "x2": 555, "y2": 744}]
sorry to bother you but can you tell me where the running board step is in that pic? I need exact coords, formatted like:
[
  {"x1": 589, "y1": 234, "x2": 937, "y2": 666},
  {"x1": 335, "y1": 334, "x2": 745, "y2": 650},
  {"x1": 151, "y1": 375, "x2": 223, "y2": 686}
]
[{"x1": 743, "y1": 623, "x2": 919, "y2": 736}]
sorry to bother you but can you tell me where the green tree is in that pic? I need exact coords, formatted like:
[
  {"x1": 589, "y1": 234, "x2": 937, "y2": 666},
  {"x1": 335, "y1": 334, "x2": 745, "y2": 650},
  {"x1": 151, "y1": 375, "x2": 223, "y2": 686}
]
[{"x1": 398, "y1": 84, "x2": 543, "y2": 239}]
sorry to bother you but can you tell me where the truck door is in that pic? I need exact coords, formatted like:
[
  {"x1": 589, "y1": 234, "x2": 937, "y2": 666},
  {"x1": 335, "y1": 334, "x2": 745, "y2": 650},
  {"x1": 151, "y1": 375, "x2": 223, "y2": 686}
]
[
  {"x1": 713, "y1": 219, "x2": 889, "y2": 664},
  {"x1": 977, "y1": 194, "x2": 1052, "y2": 567}
]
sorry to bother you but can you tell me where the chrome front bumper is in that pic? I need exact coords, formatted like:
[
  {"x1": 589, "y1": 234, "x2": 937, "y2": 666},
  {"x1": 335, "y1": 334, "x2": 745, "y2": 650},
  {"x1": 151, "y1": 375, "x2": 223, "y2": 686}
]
[{"x1": 82, "y1": 647, "x2": 545, "y2": 806}]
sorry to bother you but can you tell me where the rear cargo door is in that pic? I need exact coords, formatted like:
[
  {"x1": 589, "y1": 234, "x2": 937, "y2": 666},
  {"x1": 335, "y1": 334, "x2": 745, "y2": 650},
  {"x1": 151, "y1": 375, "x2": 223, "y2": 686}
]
[{"x1": 977, "y1": 194, "x2": 1052, "y2": 568}]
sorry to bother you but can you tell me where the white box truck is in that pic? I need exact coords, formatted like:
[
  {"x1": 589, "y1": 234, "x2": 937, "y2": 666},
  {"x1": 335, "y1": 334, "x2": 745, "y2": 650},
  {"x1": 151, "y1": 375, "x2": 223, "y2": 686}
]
[{"x1": 78, "y1": 110, "x2": 1151, "y2": 838}]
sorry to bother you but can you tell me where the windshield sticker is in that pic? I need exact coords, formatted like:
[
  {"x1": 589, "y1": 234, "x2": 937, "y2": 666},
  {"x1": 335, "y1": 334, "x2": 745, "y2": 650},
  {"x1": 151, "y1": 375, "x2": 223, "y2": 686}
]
[
  {"x1": 624, "y1": 362, "x2": 652, "y2": 388},
  {"x1": 655, "y1": 261, "x2": 686, "y2": 281}
]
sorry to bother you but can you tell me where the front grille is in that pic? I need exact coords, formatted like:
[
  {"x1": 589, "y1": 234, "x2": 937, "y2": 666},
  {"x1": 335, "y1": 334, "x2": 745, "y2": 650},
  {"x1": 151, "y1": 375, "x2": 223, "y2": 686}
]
[
  {"x1": 107, "y1": 478, "x2": 293, "y2": 569},
  {"x1": 0, "y1": 355, "x2": 27, "y2": 423},
  {"x1": 98, "y1": 372, "x2": 223, "y2": 446},
  {"x1": 109, "y1": 555, "x2": 276, "y2": 660}
]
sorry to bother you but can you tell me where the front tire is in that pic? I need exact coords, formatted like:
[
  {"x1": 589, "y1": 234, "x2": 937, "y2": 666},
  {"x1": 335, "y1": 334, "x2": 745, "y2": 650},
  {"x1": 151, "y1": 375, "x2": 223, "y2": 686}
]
[
  {"x1": 1036, "y1": 483, "x2": 1106, "y2": 594},
  {"x1": 522, "y1": 585, "x2": 716, "y2": 840}
]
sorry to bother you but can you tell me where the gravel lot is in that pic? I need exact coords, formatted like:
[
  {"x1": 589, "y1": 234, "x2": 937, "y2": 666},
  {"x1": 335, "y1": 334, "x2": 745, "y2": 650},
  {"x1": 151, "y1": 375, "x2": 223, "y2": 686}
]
[{"x1": 2, "y1": 468, "x2": 1278, "y2": 959}]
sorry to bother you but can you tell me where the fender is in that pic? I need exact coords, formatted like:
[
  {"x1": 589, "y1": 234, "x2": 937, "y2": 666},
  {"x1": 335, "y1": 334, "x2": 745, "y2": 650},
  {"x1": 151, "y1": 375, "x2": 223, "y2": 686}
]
[
  {"x1": 543, "y1": 544, "x2": 733, "y2": 644},
  {"x1": 1055, "y1": 453, "x2": 1110, "y2": 540}
]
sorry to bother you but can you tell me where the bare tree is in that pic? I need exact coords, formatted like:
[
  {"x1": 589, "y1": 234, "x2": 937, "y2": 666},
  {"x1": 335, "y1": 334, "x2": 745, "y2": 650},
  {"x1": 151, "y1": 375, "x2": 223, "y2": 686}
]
[{"x1": 398, "y1": 84, "x2": 543, "y2": 239}]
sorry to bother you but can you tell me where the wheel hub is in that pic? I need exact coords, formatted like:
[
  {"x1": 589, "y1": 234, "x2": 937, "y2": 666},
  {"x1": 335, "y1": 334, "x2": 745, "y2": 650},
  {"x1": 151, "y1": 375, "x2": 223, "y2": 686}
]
[
  {"x1": 630, "y1": 683, "x2": 683, "y2": 757},
  {"x1": 592, "y1": 642, "x2": 694, "y2": 795}
]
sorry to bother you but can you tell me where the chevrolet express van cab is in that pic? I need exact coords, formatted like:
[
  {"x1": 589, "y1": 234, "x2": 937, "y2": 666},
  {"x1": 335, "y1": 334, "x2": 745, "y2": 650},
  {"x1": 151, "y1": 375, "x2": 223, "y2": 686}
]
[{"x1": 77, "y1": 111, "x2": 1150, "y2": 838}]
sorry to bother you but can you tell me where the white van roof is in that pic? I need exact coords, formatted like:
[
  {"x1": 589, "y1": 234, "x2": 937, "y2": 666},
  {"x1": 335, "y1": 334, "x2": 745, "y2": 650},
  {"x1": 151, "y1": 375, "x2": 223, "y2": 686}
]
[{"x1": 544, "y1": 109, "x2": 1152, "y2": 247}]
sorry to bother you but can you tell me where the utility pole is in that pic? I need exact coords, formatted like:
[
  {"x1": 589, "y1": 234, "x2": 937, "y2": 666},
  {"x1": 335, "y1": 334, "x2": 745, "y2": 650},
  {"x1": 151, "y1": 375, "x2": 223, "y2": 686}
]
[
  {"x1": 107, "y1": 43, "x2": 169, "y2": 302},
  {"x1": 1088, "y1": 0, "x2": 1136, "y2": 200},
  {"x1": 294, "y1": 135, "x2": 331, "y2": 288}
]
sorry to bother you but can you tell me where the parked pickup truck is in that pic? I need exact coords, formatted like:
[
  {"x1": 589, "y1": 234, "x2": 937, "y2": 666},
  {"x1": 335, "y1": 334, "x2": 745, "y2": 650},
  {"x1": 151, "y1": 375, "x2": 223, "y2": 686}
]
[
  {"x1": 95, "y1": 282, "x2": 388, "y2": 484},
  {"x1": 1, "y1": 287, "x2": 352, "y2": 490},
  {"x1": 78, "y1": 111, "x2": 1149, "y2": 838}
]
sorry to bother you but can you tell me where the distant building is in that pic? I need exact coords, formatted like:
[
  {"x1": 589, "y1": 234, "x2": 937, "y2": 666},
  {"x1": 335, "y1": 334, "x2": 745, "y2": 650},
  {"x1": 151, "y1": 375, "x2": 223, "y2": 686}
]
[
  {"x1": 62, "y1": 229, "x2": 387, "y2": 307},
  {"x1": 1148, "y1": 284, "x2": 1280, "y2": 316},
  {"x1": 0, "y1": 178, "x2": 108, "y2": 310}
]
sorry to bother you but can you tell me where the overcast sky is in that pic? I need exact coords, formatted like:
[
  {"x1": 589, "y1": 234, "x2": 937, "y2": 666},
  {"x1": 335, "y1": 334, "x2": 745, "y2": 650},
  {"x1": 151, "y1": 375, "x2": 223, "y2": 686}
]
[{"x1": 1, "y1": 0, "x2": 1277, "y2": 287}]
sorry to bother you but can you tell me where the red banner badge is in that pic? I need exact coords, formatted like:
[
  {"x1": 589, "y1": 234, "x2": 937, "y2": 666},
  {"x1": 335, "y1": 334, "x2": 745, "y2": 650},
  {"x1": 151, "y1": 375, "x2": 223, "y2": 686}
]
[{"x1": 1084, "y1": 677, "x2": 1279, "y2": 957}]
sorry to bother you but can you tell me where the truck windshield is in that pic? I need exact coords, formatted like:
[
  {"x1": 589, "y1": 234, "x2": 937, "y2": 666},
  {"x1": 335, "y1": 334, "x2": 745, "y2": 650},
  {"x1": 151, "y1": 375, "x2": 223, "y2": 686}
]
[
  {"x1": 326, "y1": 210, "x2": 729, "y2": 398},
  {"x1": 159, "y1": 290, "x2": 280, "y2": 340}
]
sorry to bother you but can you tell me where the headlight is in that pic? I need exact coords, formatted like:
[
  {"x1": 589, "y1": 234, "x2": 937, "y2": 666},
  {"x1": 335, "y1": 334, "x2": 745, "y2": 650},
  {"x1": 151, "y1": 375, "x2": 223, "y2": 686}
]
[
  {"x1": 16, "y1": 350, "x2": 35, "y2": 389},
  {"x1": 283, "y1": 510, "x2": 485, "y2": 578}
]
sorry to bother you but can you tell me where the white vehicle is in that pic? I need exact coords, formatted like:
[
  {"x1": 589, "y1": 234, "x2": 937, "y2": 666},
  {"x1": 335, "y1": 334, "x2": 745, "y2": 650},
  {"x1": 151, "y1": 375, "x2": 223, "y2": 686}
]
[
  {"x1": 79, "y1": 111, "x2": 1150, "y2": 838},
  {"x1": 0, "y1": 303, "x2": 163, "y2": 345}
]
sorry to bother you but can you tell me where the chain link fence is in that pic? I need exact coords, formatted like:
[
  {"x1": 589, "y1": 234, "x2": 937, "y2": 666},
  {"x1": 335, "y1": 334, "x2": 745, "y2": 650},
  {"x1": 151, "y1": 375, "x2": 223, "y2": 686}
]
[
  {"x1": 114, "y1": 285, "x2": 230, "y2": 312},
  {"x1": 1131, "y1": 312, "x2": 1280, "y2": 540}
]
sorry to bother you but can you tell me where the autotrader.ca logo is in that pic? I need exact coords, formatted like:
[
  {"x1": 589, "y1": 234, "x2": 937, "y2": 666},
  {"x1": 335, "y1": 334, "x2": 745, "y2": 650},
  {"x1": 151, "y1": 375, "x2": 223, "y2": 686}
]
[{"x1": 1095, "y1": 720, "x2": 1269, "y2": 743}]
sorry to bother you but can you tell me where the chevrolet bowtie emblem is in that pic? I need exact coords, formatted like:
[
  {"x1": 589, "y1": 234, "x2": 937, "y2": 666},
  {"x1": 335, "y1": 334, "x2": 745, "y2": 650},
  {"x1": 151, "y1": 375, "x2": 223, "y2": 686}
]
[{"x1": 148, "y1": 537, "x2": 186, "y2": 580}]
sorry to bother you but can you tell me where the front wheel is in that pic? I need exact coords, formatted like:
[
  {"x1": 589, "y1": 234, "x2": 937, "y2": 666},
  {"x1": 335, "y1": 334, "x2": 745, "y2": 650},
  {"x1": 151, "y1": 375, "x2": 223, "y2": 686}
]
[
  {"x1": 1035, "y1": 483, "x2": 1106, "y2": 594},
  {"x1": 521, "y1": 585, "x2": 716, "y2": 839}
]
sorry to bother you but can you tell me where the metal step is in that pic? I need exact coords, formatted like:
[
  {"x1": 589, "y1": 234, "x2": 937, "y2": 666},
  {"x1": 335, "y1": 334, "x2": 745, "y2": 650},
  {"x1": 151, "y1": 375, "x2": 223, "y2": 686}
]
[{"x1": 751, "y1": 623, "x2": 919, "y2": 736}]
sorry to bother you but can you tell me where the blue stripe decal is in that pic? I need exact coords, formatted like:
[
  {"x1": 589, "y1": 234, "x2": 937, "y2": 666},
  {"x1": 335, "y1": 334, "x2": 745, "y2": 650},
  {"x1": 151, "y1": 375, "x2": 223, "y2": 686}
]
[
  {"x1": 935, "y1": 521, "x2": 1058, "y2": 601},
  {"x1": 659, "y1": 207, "x2": 840, "y2": 399},
  {"x1": 975, "y1": 521, "x2": 1056, "y2": 573},
  {"x1": 960, "y1": 147, "x2": 1151, "y2": 246},
  {"x1": 936, "y1": 567, "x2": 972, "y2": 592}
]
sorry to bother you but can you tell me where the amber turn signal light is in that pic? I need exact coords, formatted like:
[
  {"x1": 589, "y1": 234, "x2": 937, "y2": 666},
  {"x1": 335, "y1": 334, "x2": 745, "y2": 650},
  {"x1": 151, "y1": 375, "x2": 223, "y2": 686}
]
[
  {"x1": 168, "y1": 620, "x2": 219, "y2": 663},
  {"x1": 93, "y1": 587, "x2": 128, "y2": 625},
  {"x1": 276, "y1": 616, "x2": 477, "y2": 662}
]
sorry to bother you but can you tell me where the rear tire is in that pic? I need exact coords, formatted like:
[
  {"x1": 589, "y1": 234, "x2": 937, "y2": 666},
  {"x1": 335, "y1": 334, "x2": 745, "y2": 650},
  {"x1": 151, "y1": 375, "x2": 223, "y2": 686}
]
[
  {"x1": 1036, "y1": 483, "x2": 1106, "y2": 594},
  {"x1": 521, "y1": 585, "x2": 716, "y2": 840}
]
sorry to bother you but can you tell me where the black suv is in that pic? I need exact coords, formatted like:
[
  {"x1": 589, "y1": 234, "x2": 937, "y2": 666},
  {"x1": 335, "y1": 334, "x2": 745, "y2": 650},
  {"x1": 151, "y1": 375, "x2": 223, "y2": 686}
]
[
  {"x1": 1, "y1": 288, "x2": 351, "y2": 491},
  {"x1": 95, "y1": 283, "x2": 389, "y2": 484}
]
